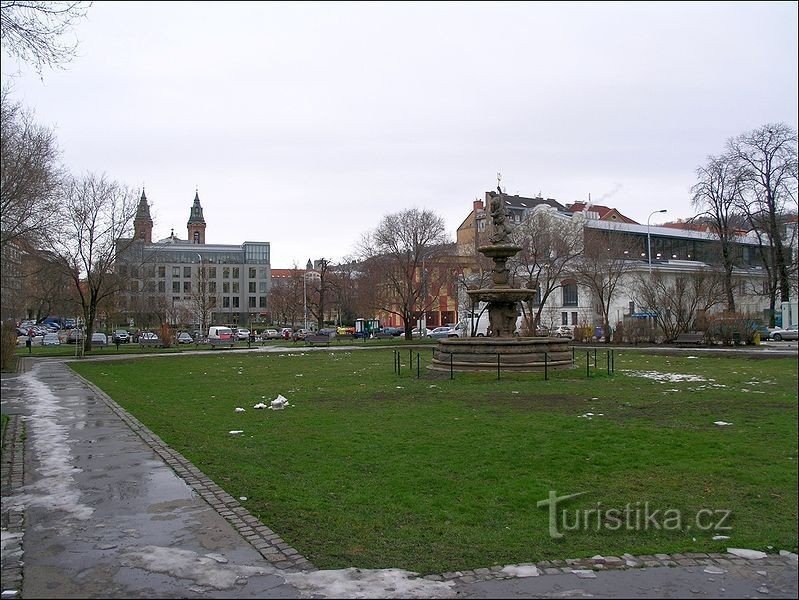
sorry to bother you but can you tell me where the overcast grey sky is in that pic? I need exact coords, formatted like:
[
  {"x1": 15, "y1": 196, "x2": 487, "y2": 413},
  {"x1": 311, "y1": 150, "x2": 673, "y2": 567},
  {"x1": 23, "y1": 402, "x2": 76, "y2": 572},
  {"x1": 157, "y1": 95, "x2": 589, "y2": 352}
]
[{"x1": 2, "y1": 1, "x2": 797, "y2": 267}]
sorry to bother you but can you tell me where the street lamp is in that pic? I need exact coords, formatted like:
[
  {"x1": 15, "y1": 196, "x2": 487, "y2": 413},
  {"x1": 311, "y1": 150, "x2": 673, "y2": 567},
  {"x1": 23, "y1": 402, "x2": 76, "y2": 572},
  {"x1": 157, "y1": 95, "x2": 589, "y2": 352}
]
[
  {"x1": 197, "y1": 253, "x2": 203, "y2": 335},
  {"x1": 647, "y1": 209, "x2": 667, "y2": 273},
  {"x1": 303, "y1": 271, "x2": 308, "y2": 331}
]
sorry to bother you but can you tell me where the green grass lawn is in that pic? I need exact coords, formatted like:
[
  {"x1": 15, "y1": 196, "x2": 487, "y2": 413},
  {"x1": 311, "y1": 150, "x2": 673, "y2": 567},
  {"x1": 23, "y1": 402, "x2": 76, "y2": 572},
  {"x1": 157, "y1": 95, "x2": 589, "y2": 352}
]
[{"x1": 69, "y1": 349, "x2": 798, "y2": 573}]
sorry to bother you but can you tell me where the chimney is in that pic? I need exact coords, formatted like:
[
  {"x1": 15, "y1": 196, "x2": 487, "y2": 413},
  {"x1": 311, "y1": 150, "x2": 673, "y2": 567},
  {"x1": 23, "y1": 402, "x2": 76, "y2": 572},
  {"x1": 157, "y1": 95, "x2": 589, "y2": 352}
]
[{"x1": 473, "y1": 199, "x2": 484, "y2": 213}]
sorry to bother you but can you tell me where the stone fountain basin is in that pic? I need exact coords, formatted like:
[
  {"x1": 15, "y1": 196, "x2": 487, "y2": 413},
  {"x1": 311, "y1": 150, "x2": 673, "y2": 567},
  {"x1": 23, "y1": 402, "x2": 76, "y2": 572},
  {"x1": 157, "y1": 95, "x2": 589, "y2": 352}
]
[{"x1": 430, "y1": 337, "x2": 572, "y2": 372}]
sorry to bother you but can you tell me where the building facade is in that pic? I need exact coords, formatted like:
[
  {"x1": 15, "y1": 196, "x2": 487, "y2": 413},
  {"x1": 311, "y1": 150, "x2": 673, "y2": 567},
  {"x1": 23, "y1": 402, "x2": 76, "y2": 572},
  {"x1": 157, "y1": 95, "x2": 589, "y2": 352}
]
[{"x1": 116, "y1": 190, "x2": 271, "y2": 331}]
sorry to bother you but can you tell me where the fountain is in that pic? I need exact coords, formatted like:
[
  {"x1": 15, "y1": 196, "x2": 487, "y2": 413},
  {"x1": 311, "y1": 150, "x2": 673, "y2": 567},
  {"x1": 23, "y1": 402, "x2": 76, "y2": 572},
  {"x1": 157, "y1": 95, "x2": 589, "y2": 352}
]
[{"x1": 429, "y1": 189, "x2": 572, "y2": 372}]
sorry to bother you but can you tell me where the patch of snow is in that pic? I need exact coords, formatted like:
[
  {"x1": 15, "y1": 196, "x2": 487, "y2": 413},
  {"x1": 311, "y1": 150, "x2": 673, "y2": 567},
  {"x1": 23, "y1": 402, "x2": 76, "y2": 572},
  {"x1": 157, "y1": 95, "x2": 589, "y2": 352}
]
[
  {"x1": 283, "y1": 567, "x2": 455, "y2": 599},
  {"x1": 234, "y1": 407, "x2": 245, "y2": 413},
  {"x1": 270, "y1": 395, "x2": 289, "y2": 410},
  {"x1": 727, "y1": 548, "x2": 767, "y2": 559},
  {"x1": 713, "y1": 421, "x2": 733, "y2": 426},
  {"x1": 704, "y1": 566, "x2": 726, "y2": 574},
  {"x1": 239, "y1": 496, "x2": 247, "y2": 501},
  {"x1": 7, "y1": 367, "x2": 94, "y2": 520},
  {"x1": 253, "y1": 403, "x2": 267, "y2": 409},
  {"x1": 500, "y1": 564, "x2": 539, "y2": 577},
  {"x1": 229, "y1": 430, "x2": 244, "y2": 435},
  {"x1": 121, "y1": 545, "x2": 268, "y2": 589},
  {"x1": 620, "y1": 370, "x2": 708, "y2": 383},
  {"x1": 572, "y1": 569, "x2": 597, "y2": 579},
  {"x1": 712, "y1": 535, "x2": 731, "y2": 541}
]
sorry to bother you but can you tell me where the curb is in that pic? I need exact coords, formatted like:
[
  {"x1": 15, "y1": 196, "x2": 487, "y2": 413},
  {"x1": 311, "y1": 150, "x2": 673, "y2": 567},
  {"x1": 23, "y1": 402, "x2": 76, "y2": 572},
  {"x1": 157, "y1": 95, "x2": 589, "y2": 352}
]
[{"x1": 1, "y1": 414, "x2": 25, "y2": 598}]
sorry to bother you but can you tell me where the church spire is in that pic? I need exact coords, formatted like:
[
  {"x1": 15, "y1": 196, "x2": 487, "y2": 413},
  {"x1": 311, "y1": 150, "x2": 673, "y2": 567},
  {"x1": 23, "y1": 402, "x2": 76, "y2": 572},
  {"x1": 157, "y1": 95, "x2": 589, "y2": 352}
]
[
  {"x1": 133, "y1": 187, "x2": 153, "y2": 243},
  {"x1": 187, "y1": 189, "x2": 207, "y2": 244}
]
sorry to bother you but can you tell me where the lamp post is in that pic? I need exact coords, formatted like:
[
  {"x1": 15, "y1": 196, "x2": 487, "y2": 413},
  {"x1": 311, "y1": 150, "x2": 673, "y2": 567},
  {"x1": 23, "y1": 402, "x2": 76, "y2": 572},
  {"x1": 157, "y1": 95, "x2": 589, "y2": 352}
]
[
  {"x1": 647, "y1": 209, "x2": 667, "y2": 273},
  {"x1": 303, "y1": 271, "x2": 308, "y2": 331},
  {"x1": 196, "y1": 253, "x2": 203, "y2": 335}
]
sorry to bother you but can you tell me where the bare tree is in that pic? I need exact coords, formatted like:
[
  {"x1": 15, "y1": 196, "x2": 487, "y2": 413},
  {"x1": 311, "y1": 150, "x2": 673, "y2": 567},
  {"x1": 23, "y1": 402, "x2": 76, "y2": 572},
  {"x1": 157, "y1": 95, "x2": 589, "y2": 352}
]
[
  {"x1": 306, "y1": 258, "x2": 339, "y2": 330},
  {"x1": 189, "y1": 258, "x2": 218, "y2": 336},
  {"x1": 269, "y1": 267, "x2": 303, "y2": 328},
  {"x1": 509, "y1": 206, "x2": 583, "y2": 335},
  {"x1": 0, "y1": 89, "x2": 62, "y2": 251},
  {"x1": 574, "y1": 227, "x2": 637, "y2": 343},
  {"x1": 359, "y1": 208, "x2": 451, "y2": 338},
  {"x1": 1, "y1": 0, "x2": 91, "y2": 73},
  {"x1": 691, "y1": 153, "x2": 745, "y2": 311},
  {"x1": 633, "y1": 269, "x2": 724, "y2": 341},
  {"x1": 728, "y1": 123, "x2": 798, "y2": 308},
  {"x1": 47, "y1": 173, "x2": 137, "y2": 352}
]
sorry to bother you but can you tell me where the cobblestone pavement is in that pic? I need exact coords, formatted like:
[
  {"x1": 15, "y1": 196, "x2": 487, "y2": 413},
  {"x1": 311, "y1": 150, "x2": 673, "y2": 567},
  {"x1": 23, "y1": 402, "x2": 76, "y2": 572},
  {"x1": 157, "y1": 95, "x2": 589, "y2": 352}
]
[{"x1": 1, "y1": 356, "x2": 797, "y2": 599}]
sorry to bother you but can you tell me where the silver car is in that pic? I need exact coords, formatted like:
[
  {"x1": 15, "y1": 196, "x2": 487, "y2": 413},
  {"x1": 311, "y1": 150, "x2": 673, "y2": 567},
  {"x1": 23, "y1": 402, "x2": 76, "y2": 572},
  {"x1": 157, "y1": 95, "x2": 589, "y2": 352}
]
[{"x1": 770, "y1": 325, "x2": 798, "y2": 341}]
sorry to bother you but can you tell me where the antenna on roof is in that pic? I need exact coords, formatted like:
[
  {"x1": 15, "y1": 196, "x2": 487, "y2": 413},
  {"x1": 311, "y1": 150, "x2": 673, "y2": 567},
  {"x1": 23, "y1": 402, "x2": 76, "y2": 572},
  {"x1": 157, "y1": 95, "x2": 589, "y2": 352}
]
[{"x1": 496, "y1": 172, "x2": 502, "y2": 194}]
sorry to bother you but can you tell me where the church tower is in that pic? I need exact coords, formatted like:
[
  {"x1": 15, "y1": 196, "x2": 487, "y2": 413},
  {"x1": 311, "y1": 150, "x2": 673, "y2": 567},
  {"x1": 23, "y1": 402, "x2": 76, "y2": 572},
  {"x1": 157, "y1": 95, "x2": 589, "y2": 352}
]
[
  {"x1": 133, "y1": 189, "x2": 153, "y2": 244},
  {"x1": 187, "y1": 189, "x2": 206, "y2": 245}
]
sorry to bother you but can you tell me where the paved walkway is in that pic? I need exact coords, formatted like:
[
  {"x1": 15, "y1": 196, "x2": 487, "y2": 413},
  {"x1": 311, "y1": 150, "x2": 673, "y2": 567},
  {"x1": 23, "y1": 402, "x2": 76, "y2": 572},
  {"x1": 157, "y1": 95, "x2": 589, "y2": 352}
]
[{"x1": 1, "y1": 356, "x2": 796, "y2": 598}]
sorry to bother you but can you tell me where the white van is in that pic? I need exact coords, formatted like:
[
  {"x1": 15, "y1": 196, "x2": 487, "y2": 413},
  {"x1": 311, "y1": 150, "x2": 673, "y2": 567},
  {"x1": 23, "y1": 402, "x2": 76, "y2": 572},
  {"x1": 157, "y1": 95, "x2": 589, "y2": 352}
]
[
  {"x1": 451, "y1": 312, "x2": 490, "y2": 337},
  {"x1": 207, "y1": 326, "x2": 235, "y2": 348}
]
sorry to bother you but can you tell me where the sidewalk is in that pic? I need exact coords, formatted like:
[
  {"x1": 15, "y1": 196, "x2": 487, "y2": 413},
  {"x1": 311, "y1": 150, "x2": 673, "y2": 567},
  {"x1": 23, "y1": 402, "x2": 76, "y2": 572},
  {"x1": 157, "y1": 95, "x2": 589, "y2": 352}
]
[{"x1": 2, "y1": 359, "x2": 796, "y2": 599}]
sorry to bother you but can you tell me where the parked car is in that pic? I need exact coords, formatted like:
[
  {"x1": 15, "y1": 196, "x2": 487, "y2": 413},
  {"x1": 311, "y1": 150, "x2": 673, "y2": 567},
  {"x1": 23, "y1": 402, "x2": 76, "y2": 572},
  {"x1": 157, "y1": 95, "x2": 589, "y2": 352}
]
[
  {"x1": 263, "y1": 329, "x2": 280, "y2": 340},
  {"x1": 234, "y1": 328, "x2": 250, "y2": 341},
  {"x1": 280, "y1": 327, "x2": 293, "y2": 340},
  {"x1": 428, "y1": 326, "x2": 455, "y2": 339},
  {"x1": 770, "y1": 325, "x2": 798, "y2": 341},
  {"x1": 292, "y1": 328, "x2": 311, "y2": 341},
  {"x1": 553, "y1": 325, "x2": 575, "y2": 339},
  {"x1": 42, "y1": 333, "x2": 61, "y2": 346},
  {"x1": 66, "y1": 329, "x2": 85, "y2": 344},
  {"x1": 380, "y1": 326, "x2": 404, "y2": 337},
  {"x1": 112, "y1": 330, "x2": 130, "y2": 343},
  {"x1": 411, "y1": 327, "x2": 433, "y2": 338},
  {"x1": 177, "y1": 332, "x2": 194, "y2": 344},
  {"x1": 91, "y1": 332, "x2": 108, "y2": 346}
]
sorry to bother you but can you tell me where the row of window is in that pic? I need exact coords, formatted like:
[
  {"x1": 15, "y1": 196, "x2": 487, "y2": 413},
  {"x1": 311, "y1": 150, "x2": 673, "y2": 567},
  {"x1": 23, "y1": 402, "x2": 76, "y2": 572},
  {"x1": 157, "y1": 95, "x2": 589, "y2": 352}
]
[
  {"x1": 130, "y1": 281, "x2": 269, "y2": 294},
  {"x1": 120, "y1": 265, "x2": 270, "y2": 280}
]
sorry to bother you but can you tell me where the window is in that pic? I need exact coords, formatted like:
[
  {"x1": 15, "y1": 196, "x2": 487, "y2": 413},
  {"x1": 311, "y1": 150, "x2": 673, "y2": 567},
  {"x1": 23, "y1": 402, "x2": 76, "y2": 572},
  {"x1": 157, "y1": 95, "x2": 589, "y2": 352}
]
[
  {"x1": 259, "y1": 281, "x2": 268, "y2": 293},
  {"x1": 223, "y1": 282, "x2": 230, "y2": 294},
  {"x1": 258, "y1": 267, "x2": 268, "y2": 279},
  {"x1": 158, "y1": 281, "x2": 165, "y2": 293},
  {"x1": 172, "y1": 266, "x2": 180, "y2": 277},
  {"x1": 172, "y1": 281, "x2": 180, "y2": 293},
  {"x1": 223, "y1": 267, "x2": 230, "y2": 279},
  {"x1": 232, "y1": 282, "x2": 239, "y2": 293},
  {"x1": 129, "y1": 281, "x2": 139, "y2": 292},
  {"x1": 131, "y1": 266, "x2": 139, "y2": 278},
  {"x1": 183, "y1": 281, "x2": 191, "y2": 293},
  {"x1": 209, "y1": 267, "x2": 217, "y2": 279},
  {"x1": 249, "y1": 282, "x2": 256, "y2": 293},
  {"x1": 233, "y1": 267, "x2": 239, "y2": 278},
  {"x1": 259, "y1": 296, "x2": 267, "y2": 308},
  {"x1": 562, "y1": 282, "x2": 578, "y2": 307},
  {"x1": 158, "y1": 266, "x2": 166, "y2": 278},
  {"x1": 562, "y1": 312, "x2": 568, "y2": 325},
  {"x1": 249, "y1": 267, "x2": 256, "y2": 279},
  {"x1": 233, "y1": 297, "x2": 240, "y2": 308},
  {"x1": 571, "y1": 312, "x2": 578, "y2": 326},
  {"x1": 209, "y1": 281, "x2": 216, "y2": 293},
  {"x1": 183, "y1": 266, "x2": 191, "y2": 278},
  {"x1": 193, "y1": 231, "x2": 200, "y2": 244},
  {"x1": 249, "y1": 296, "x2": 256, "y2": 308},
  {"x1": 223, "y1": 296, "x2": 230, "y2": 308}
]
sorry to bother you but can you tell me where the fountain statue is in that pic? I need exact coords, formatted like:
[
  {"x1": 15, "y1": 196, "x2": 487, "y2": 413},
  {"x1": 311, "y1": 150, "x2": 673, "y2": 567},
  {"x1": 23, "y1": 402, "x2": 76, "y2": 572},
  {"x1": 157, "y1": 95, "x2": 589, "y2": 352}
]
[{"x1": 429, "y1": 188, "x2": 572, "y2": 372}]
